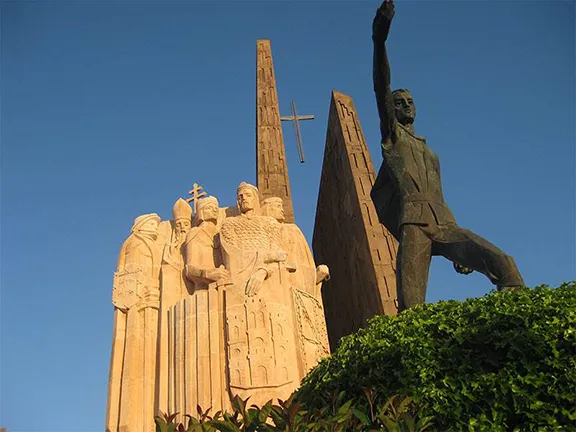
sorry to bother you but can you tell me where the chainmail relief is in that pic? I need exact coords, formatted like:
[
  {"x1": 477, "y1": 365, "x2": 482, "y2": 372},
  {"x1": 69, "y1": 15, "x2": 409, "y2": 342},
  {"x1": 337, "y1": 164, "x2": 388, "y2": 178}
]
[{"x1": 220, "y1": 215, "x2": 282, "y2": 252}]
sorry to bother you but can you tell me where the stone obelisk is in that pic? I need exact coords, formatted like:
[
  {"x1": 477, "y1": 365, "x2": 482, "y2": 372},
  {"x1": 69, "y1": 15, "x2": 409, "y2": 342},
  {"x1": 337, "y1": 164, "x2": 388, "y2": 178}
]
[
  {"x1": 256, "y1": 40, "x2": 295, "y2": 223},
  {"x1": 313, "y1": 90, "x2": 398, "y2": 349}
]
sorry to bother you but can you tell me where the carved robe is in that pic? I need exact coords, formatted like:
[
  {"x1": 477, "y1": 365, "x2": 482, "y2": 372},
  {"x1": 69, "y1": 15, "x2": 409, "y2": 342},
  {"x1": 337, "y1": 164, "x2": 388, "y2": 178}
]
[
  {"x1": 107, "y1": 232, "x2": 163, "y2": 432},
  {"x1": 184, "y1": 223, "x2": 223, "y2": 290},
  {"x1": 279, "y1": 223, "x2": 330, "y2": 373},
  {"x1": 166, "y1": 222, "x2": 229, "y2": 420},
  {"x1": 219, "y1": 214, "x2": 302, "y2": 406},
  {"x1": 156, "y1": 228, "x2": 192, "y2": 417}
]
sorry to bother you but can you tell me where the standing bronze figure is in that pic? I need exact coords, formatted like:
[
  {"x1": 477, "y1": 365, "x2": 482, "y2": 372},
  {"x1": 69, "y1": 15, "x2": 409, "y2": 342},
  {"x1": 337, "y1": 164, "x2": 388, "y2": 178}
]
[{"x1": 370, "y1": 0, "x2": 524, "y2": 311}]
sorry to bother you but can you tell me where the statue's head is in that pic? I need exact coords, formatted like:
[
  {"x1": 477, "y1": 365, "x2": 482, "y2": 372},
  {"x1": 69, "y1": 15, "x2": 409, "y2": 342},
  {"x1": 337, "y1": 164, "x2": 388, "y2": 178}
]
[
  {"x1": 236, "y1": 182, "x2": 260, "y2": 215},
  {"x1": 131, "y1": 213, "x2": 161, "y2": 240},
  {"x1": 262, "y1": 197, "x2": 285, "y2": 222},
  {"x1": 172, "y1": 198, "x2": 192, "y2": 237},
  {"x1": 196, "y1": 196, "x2": 219, "y2": 223},
  {"x1": 392, "y1": 89, "x2": 416, "y2": 125}
]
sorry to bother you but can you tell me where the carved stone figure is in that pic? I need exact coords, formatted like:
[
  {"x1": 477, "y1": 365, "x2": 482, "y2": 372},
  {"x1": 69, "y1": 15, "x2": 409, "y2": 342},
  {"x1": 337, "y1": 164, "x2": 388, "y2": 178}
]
[
  {"x1": 156, "y1": 199, "x2": 193, "y2": 416},
  {"x1": 262, "y1": 197, "x2": 331, "y2": 372},
  {"x1": 370, "y1": 0, "x2": 524, "y2": 311},
  {"x1": 166, "y1": 195, "x2": 230, "y2": 421},
  {"x1": 161, "y1": 199, "x2": 193, "y2": 303},
  {"x1": 219, "y1": 183, "x2": 301, "y2": 405},
  {"x1": 107, "y1": 213, "x2": 164, "y2": 432},
  {"x1": 185, "y1": 196, "x2": 229, "y2": 289},
  {"x1": 262, "y1": 197, "x2": 330, "y2": 298}
]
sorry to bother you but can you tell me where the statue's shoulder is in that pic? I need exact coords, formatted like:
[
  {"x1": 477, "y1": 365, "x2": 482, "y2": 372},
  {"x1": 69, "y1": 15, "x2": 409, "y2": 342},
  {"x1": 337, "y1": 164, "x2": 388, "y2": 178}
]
[
  {"x1": 185, "y1": 226, "x2": 204, "y2": 242},
  {"x1": 259, "y1": 215, "x2": 280, "y2": 227},
  {"x1": 281, "y1": 222, "x2": 304, "y2": 236},
  {"x1": 222, "y1": 214, "x2": 276, "y2": 229},
  {"x1": 221, "y1": 215, "x2": 241, "y2": 230},
  {"x1": 123, "y1": 233, "x2": 143, "y2": 249},
  {"x1": 220, "y1": 215, "x2": 243, "y2": 245},
  {"x1": 260, "y1": 216, "x2": 282, "y2": 234},
  {"x1": 397, "y1": 123, "x2": 426, "y2": 143},
  {"x1": 119, "y1": 234, "x2": 135, "y2": 256}
]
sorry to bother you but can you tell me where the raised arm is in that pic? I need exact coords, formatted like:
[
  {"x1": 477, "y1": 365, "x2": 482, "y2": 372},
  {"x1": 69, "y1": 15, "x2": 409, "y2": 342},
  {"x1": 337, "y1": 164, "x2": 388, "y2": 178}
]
[{"x1": 373, "y1": 0, "x2": 397, "y2": 144}]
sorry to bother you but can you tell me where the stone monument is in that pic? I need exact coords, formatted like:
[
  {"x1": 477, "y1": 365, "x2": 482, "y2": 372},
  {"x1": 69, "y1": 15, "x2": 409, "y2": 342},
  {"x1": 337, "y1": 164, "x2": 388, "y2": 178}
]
[
  {"x1": 106, "y1": 39, "x2": 331, "y2": 432},
  {"x1": 370, "y1": 0, "x2": 524, "y2": 311},
  {"x1": 106, "y1": 184, "x2": 330, "y2": 431},
  {"x1": 312, "y1": 90, "x2": 399, "y2": 349}
]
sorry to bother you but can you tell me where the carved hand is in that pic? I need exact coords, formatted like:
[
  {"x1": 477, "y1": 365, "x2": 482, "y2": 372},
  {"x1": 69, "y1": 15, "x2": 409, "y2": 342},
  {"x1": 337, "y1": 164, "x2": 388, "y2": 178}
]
[
  {"x1": 372, "y1": 0, "x2": 395, "y2": 43},
  {"x1": 316, "y1": 264, "x2": 330, "y2": 284},
  {"x1": 143, "y1": 288, "x2": 160, "y2": 304},
  {"x1": 454, "y1": 262, "x2": 474, "y2": 275},
  {"x1": 169, "y1": 241, "x2": 183, "y2": 256},
  {"x1": 274, "y1": 250, "x2": 288, "y2": 262},
  {"x1": 263, "y1": 249, "x2": 288, "y2": 264},
  {"x1": 245, "y1": 268, "x2": 267, "y2": 297},
  {"x1": 205, "y1": 265, "x2": 230, "y2": 281}
]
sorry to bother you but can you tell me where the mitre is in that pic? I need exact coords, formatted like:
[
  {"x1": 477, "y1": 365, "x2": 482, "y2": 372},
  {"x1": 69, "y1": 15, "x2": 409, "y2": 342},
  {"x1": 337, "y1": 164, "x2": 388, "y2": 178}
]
[{"x1": 172, "y1": 198, "x2": 192, "y2": 221}]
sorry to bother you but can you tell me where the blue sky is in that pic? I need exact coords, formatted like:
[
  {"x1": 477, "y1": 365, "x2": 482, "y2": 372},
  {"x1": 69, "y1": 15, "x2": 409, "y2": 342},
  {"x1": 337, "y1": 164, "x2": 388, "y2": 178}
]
[{"x1": 1, "y1": 1, "x2": 574, "y2": 431}]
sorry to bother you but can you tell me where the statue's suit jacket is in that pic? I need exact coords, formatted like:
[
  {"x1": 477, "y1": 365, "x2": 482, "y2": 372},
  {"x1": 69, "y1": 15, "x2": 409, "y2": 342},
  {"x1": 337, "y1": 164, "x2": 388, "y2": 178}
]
[{"x1": 371, "y1": 123, "x2": 456, "y2": 241}]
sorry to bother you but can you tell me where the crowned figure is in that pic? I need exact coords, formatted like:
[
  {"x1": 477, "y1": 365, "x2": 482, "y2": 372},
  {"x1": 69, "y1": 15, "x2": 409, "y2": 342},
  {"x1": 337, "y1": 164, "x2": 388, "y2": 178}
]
[{"x1": 219, "y1": 182, "x2": 302, "y2": 405}]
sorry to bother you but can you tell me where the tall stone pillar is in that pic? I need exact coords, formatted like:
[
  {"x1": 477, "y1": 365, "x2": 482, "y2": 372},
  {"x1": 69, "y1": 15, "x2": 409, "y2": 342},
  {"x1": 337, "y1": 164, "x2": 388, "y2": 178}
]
[
  {"x1": 312, "y1": 90, "x2": 398, "y2": 350},
  {"x1": 256, "y1": 40, "x2": 295, "y2": 223}
]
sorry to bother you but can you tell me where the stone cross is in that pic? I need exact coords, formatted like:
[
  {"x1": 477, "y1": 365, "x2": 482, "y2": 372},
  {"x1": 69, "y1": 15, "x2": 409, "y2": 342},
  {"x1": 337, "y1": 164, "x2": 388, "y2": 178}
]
[
  {"x1": 281, "y1": 100, "x2": 314, "y2": 163},
  {"x1": 186, "y1": 183, "x2": 207, "y2": 215}
]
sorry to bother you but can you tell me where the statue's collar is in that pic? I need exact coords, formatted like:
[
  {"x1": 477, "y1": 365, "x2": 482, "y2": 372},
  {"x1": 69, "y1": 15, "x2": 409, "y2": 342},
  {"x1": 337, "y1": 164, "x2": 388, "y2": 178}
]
[{"x1": 398, "y1": 123, "x2": 426, "y2": 142}]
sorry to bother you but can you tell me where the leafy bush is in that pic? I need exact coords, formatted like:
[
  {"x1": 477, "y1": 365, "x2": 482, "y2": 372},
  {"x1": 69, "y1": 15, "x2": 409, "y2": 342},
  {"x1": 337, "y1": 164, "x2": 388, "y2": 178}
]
[
  {"x1": 298, "y1": 282, "x2": 576, "y2": 431},
  {"x1": 154, "y1": 393, "x2": 432, "y2": 431}
]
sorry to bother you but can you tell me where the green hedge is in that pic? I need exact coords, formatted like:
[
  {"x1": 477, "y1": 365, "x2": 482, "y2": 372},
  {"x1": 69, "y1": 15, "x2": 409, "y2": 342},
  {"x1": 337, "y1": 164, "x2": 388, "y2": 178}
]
[
  {"x1": 297, "y1": 282, "x2": 576, "y2": 431},
  {"x1": 155, "y1": 394, "x2": 432, "y2": 431}
]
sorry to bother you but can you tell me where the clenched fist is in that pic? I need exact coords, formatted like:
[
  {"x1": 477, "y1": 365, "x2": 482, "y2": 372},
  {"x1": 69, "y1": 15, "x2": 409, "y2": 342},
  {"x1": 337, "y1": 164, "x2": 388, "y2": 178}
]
[{"x1": 372, "y1": 0, "x2": 395, "y2": 43}]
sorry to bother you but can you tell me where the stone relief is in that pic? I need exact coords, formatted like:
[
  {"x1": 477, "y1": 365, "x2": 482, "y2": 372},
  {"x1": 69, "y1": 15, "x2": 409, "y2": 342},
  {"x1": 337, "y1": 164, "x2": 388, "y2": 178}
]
[{"x1": 107, "y1": 184, "x2": 331, "y2": 432}]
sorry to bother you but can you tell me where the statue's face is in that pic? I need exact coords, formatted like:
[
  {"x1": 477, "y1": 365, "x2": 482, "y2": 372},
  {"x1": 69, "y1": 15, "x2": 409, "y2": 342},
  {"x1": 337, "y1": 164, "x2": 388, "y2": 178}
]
[
  {"x1": 264, "y1": 201, "x2": 284, "y2": 222},
  {"x1": 198, "y1": 202, "x2": 219, "y2": 222},
  {"x1": 141, "y1": 219, "x2": 159, "y2": 233},
  {"x1": 175, "y1": 218, "x2": 191, "y2": 234},
  {"x1": 138, "y1": 218, "x2": 159, "y2": 240},
  {"x1": 237, "y1": 188, "x2": 258, "y2": 213},
  {"x1": 393, "y1": 91, "x2": 416, "y2": 125}
]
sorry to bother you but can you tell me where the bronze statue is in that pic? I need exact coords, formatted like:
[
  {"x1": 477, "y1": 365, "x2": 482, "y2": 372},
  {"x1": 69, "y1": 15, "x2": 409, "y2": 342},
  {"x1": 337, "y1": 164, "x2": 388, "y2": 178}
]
[{"x1": 370, "y1": 0, "x2": 524, "y2": 311}]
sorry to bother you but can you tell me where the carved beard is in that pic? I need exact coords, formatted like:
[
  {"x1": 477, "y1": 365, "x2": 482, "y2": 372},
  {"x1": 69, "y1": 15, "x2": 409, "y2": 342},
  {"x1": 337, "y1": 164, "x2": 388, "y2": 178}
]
[
  {"x1": 239, "y1": 201, "x2": 259, "y2": 215},
  {"x1": 174, "y1": 230, "x2": 187, "y2": 243},
  {"x1": 239, "y1": 203, "x2": 253, "y2": 213}
]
